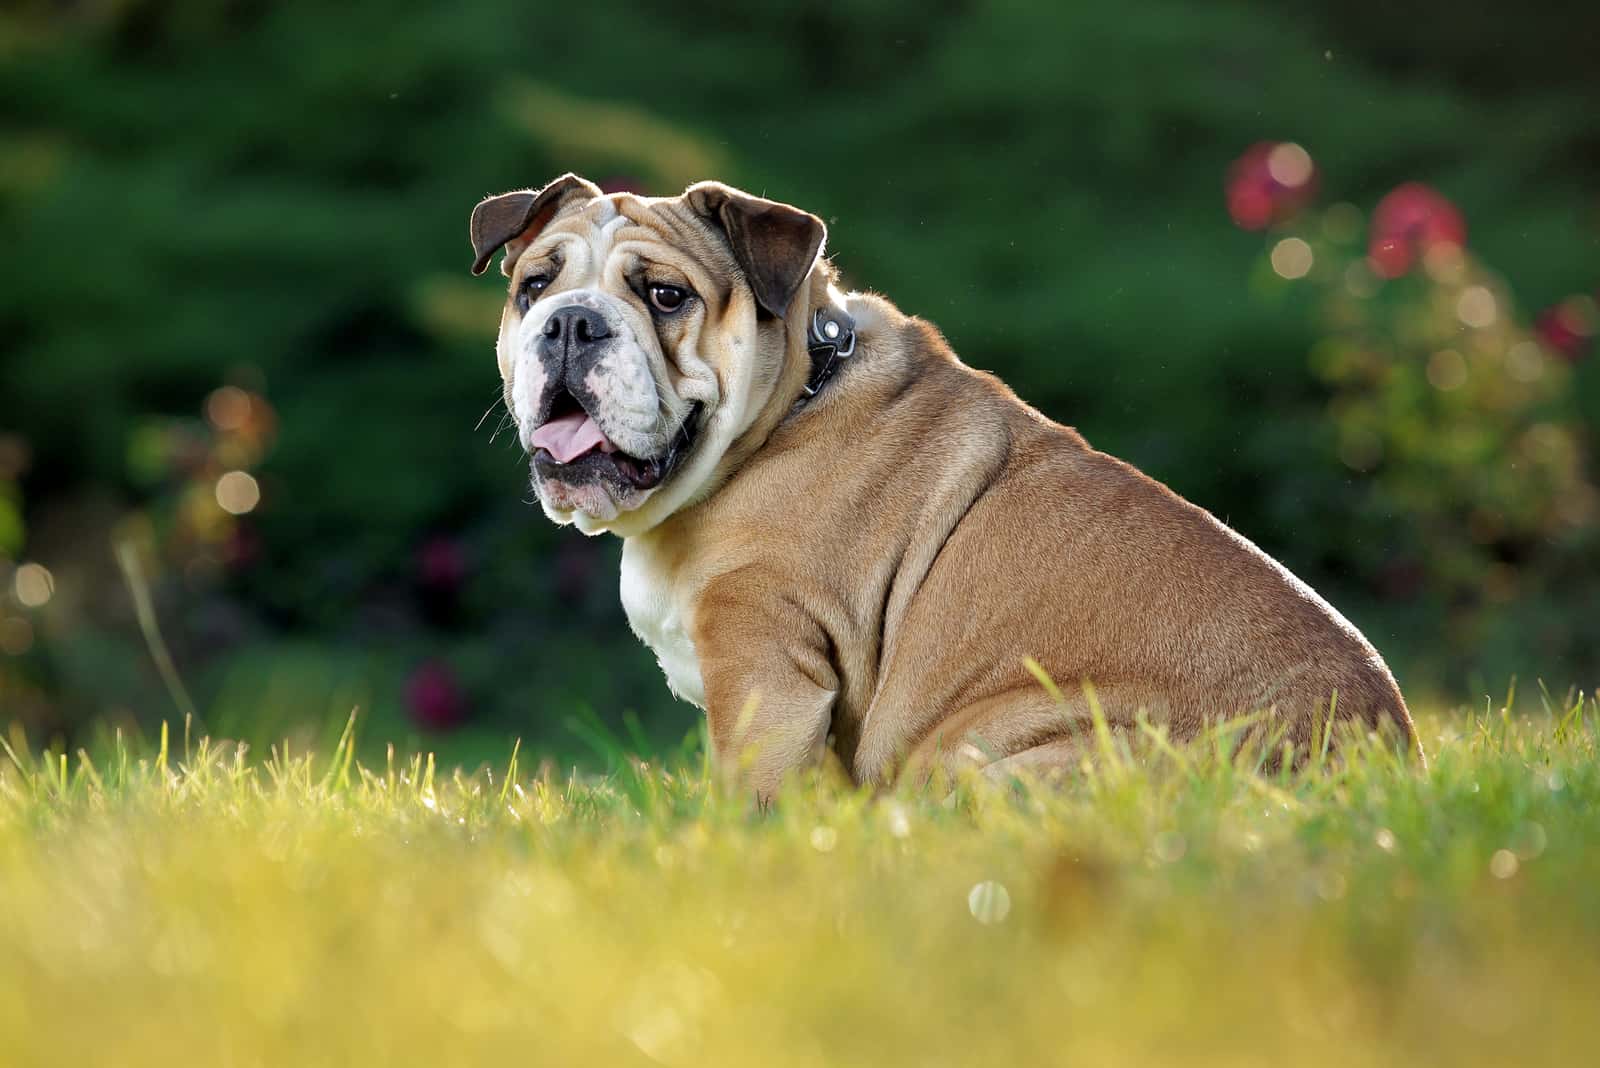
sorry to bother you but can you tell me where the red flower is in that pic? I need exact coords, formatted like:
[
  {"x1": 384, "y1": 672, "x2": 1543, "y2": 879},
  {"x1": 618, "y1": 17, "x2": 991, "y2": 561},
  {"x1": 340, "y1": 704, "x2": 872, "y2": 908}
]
[
  {"x1": 1535, "y1": 297, "x2": 1597, "y2": 363},
  {"x1": 406, "y1": 661, "x2": 467, "y2": 731},
  {"x1": 1367, "y1": 183, "x2": 1466, "y2": 278},
  {"x1": 1226, "y1": 142, "x2": 1319, "y2": 230}
]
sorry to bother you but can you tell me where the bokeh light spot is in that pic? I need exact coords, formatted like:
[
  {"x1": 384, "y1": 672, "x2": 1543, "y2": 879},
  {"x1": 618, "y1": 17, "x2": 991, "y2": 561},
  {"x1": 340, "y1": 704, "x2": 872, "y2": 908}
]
[
  {"x1": 1266, "y1": 143, "x2": 1313, "y2": 188},
  {"x1": 1315, "y1": 870, "x2": 1348, "y2": 901},
  {"x1": 967, "y1": 880, "x2": 1011, "y2": 925},
  {"x1": 205, "y1": 386, "x2": 252, "y2": 432},
  {"x1": 1456, "y1": 286, "x2": 1497, "y2": 329},
  {"x1": 14, "y1": 562, "x2": 53, "y2": 608},
  {"x1": 215, "y1": 471, "x2": 261, "y2": 515},
  {"x1": 1506, "y1": 341, "x2": 1544, "y2": 382},
  {"x1": 1489, "y1": 849, "x2": 1519, "y2": 879},
  {"x1": 1512, "y1": 821, "x2": 1547, "y2": 860},
  {"x1": 1270, "y1": 237, "x2": 1314, "y2": 279}
]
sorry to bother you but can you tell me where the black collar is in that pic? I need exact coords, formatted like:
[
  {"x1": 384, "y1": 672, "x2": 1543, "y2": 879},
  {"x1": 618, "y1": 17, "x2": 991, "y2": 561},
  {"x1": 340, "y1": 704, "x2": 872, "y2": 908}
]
[{"x1": 801, "y1": 306, "x2": 857, "y2": 399}]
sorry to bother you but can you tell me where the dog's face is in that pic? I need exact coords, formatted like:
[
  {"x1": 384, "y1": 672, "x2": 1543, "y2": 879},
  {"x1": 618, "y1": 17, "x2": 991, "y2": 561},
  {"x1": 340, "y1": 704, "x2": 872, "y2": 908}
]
[{"x1": 469, "y1": 175, "x2": 826, "y2": 536}]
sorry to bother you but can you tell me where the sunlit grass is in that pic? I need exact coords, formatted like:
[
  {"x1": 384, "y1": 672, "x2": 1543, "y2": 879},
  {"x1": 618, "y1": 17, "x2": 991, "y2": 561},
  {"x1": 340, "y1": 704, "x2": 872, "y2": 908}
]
[{"x1": 2, "y1": 691, "x2": 1597, "y2": 1066}]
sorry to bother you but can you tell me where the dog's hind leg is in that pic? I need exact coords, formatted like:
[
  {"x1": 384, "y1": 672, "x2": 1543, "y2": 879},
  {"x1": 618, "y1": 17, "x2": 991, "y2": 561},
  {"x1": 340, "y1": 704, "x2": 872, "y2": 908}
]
[
  {"x1": 979, "y1": 736, "x2": 1096, "y2": 785},
  {"x1": 911, "y1": 685, "x2": 1143, "y2": 787}
]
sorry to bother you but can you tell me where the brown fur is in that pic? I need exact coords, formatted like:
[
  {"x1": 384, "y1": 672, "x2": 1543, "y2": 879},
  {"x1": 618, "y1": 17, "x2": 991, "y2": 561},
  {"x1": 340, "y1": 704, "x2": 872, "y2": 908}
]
[{"x1": 470, "y1": 177, "x2": 1421, "y2": 801}]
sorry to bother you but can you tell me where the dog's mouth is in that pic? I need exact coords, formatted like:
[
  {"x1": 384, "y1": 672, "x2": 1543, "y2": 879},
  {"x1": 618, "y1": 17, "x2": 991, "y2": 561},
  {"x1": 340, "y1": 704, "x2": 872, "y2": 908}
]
[{"x1": 529, "y1": 389, "x2": 701, "y2": 492}]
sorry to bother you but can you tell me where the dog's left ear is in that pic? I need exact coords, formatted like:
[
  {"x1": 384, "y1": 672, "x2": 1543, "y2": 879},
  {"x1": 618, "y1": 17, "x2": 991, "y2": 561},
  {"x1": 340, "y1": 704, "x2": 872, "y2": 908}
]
[
  {"x1": 469, "y1": 173, "x2": 603, "y2": 276},
  {"x1": 685, "y1": 182, "x2": 827, "y2": 318}
]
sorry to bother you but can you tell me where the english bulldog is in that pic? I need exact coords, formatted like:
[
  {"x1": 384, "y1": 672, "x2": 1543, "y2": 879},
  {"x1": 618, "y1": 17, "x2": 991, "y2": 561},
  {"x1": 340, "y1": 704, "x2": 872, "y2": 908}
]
[{"x1": 468, "y1": 174, "x2": 1421, "y2": 799}]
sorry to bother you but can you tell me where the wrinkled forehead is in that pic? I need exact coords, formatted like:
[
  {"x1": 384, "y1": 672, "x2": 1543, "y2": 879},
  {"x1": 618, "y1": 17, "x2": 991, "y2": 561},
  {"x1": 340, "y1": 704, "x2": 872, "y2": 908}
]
[{"x1": 536, "y1": 193, "x2": 740, "y2": 282}]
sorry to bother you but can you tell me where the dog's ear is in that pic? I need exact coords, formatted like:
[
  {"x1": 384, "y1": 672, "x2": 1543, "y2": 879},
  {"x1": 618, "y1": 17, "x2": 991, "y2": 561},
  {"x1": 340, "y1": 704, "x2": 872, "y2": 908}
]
[
  {"x1": 684, "y1": 181, "x2": 827, "y2": 318},
  {"x1": 469, "y1": 173, "x2": 603, "y2": 276}
]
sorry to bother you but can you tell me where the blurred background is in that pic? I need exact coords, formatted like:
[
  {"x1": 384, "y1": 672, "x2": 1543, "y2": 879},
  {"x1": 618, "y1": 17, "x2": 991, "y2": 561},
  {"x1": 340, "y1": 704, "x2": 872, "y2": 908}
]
[{"x1": 2, "y1": 0, "x2": 1596, "y2": 767}]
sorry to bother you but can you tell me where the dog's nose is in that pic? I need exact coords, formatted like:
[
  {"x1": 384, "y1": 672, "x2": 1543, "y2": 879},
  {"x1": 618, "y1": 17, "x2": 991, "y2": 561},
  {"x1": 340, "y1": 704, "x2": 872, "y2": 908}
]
[{"x1": 542, "y1": 305, "x2": 611, "y2": 357}]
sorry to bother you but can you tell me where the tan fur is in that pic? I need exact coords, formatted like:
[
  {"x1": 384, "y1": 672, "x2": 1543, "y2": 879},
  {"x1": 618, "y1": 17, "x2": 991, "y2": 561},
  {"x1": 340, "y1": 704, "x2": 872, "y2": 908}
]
[{"x1": 472, "y1": 178, "x2": 1421, "y2": 802}]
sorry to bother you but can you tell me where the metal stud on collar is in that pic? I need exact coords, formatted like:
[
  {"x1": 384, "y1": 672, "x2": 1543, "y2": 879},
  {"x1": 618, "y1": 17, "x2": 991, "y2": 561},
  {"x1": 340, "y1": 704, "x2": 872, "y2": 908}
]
[{"x1": 802, "y1": 307, "x2": 857, "y2": 398}]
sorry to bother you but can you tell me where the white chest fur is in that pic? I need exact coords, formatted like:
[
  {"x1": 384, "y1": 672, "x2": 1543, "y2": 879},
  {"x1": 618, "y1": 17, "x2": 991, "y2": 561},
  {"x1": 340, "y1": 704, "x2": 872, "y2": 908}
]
[{"x1": 619, "y1": 537, "x2": 706, "y2": 709}]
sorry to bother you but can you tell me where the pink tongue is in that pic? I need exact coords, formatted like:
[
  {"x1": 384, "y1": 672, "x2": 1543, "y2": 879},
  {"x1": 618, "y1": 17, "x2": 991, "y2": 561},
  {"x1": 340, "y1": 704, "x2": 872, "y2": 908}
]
[{"x1": 530, "y1": 411, "x2": 616, "y2": 463}]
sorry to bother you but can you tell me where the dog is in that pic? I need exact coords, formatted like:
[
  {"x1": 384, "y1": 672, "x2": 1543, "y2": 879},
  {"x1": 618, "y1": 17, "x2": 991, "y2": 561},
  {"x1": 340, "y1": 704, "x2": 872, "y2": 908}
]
[{"x1": 469, "y1": 174, "x2": 1421, "y2": 799}]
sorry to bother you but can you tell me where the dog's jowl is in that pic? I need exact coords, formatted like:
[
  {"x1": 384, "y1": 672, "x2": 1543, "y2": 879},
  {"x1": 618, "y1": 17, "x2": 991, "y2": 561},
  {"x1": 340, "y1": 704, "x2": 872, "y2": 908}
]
[{"x1": 469, "y1": 174, "x2": 1421, "y2": 800}]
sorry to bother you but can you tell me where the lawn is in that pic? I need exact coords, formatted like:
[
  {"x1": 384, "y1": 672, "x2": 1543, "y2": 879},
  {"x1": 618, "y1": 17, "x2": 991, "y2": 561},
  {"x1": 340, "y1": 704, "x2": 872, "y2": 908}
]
[{"x1": 2, "y1": 693, "x2": 1597, "y2": 1067}]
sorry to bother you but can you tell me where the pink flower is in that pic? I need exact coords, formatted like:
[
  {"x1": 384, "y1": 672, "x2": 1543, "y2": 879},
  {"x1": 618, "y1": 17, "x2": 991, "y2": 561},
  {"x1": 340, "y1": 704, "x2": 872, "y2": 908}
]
[
  {"x1": 1535, "y1": 297, "x2": 1596, "y2": 363},
  {"x1": 1226, "y1": 142, "x2": 1319, "y2": 230},
  {"x1": 406, "y1": 661, "x2": 466, "y2": 731},
  {"x1": 1367, "y1": 183, "x2": 1466, "y2": 278}
]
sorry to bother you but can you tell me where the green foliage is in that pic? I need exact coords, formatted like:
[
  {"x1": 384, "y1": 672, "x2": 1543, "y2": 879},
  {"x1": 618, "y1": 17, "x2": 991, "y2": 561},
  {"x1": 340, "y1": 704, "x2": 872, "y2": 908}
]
[
  {"x1": 1, "y1": 699, "x2": 1598, "y2": 1064},
  {"x1": 2, "y1": 0, "x2": 1597, "y2": 747},
  {"x1": 1242, "y1": 198, "x2": 1599, "y2": 682}
]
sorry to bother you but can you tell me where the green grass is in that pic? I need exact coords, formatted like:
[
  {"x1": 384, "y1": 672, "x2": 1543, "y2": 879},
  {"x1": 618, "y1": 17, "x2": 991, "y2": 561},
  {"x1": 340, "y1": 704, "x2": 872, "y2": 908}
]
[{"x1": 2, "y1": 693, "x2": 1597, "y2": 1067}]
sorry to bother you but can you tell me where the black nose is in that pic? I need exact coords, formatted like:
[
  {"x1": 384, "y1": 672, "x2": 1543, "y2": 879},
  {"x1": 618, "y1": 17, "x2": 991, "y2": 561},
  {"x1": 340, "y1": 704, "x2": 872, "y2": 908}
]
[{"x1": 542, "y1": 305, "x2": 611, "y2": 358}]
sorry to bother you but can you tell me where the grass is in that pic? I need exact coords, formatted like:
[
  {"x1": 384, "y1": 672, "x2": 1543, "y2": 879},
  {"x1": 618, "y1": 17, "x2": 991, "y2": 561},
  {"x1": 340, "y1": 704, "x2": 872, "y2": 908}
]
[{"x1": 2, "y1": 692, "x2": 1597, "y2": 1067}]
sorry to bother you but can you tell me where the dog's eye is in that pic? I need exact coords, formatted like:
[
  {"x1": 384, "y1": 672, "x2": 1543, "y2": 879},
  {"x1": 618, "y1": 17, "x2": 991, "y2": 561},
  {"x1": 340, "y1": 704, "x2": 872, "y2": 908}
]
[
  {"x1": 647, "y1": 283, "x2": 690, "y2": 314},
  {"x1": 515, "y1": 274, "x2": 552, "y2": 314}
]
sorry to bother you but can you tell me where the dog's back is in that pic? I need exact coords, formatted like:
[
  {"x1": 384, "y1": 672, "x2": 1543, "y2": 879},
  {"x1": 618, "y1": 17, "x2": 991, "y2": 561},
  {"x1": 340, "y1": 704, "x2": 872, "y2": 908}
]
[{"x1": 806, "y1": 302, "x2": 1419, "y2": 778}]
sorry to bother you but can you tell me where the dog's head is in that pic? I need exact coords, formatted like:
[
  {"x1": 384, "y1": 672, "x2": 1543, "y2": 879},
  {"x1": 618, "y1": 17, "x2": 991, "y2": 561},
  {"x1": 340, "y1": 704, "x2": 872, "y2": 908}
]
[{"x1": 469, "y1": 174, "x2": 827, "y2": 535}]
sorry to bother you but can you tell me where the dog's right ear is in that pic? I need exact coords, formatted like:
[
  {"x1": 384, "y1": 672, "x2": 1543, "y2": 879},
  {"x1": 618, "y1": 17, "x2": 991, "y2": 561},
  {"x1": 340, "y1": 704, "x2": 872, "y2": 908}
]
[{"x1": 469, "y1": 173, "x2": 603, "y2": 276}]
